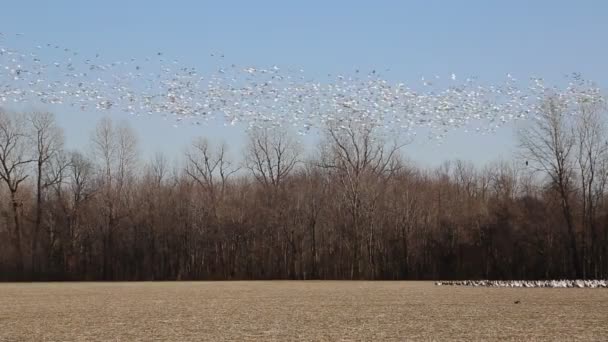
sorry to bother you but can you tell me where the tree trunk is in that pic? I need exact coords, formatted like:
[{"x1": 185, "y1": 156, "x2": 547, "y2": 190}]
[
  {"x1": 309, "y1": 216, "x2": 317, "y2": 279},
  {"x1": 560, "y1": 195, "x2": 581, "y2": 278},
  {"x1": 32, "y1": 162, "x2": 43, "y2": 278},
  {"x1": 10, "y1": 192, "x2": 24, "y2": 277}
]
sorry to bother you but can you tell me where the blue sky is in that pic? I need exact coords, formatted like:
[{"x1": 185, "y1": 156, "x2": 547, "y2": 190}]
[{"x1": 1, "y1": 0, "x2": 607, "y2": 167}]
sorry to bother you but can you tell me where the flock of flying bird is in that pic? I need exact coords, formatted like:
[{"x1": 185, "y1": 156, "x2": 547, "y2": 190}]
[{"x1": 0, "y1": 32, "x2": 605, "y2": 140}]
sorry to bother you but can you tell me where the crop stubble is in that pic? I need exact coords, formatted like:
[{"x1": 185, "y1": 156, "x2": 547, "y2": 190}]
[{"x1": 0, "y1": 281, "x2": 606, "y2": 341}]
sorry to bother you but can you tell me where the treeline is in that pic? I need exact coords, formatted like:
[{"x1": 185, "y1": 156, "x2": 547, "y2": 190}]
[{"x1": 0, "y1": 96, "x2": 607, "y2": 281}]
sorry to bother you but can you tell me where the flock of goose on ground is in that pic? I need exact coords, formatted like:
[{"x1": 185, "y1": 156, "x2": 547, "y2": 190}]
[
  {"x1": 435, "y1": 280, "x2": 608, "y2": 288},
  {"x1": 0, "y1": 32, "x2": 605, "y2": 140}
]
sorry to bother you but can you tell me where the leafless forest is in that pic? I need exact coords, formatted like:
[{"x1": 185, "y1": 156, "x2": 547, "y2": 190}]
[{"x1": 0, "y1": 96, "x2": 607, "y2": 281}]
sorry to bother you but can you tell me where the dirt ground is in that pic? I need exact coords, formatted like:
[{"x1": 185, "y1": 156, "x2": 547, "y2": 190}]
[{"x1": 0, "y1": 281, "x2": 606, "y2": 341}]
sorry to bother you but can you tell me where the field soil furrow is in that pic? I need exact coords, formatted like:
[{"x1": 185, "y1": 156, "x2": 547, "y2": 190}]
[{"x1": 0, "y1": 281, "x2": 606, "y2": 341}]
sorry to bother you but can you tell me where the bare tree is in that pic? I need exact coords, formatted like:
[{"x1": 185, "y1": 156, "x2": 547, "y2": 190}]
[
  {"x1": 245, "y1": 128, "x2": 301, "y2": 189},
  {"x1": 320, "y1": 122, "x2": 405, "y2": 278},
  {"x1": 147, "y1": 152, "x2": 169, "y2": 187},
  {"x1": 27, "y1": 112, "x2": 65, "y2": 274},
  {"x1": 0, "y1": 111, "x2": 34, "y2": 274},
  {"x1": 90, "y1": 117, "x2": 138, "y2": 278},
  {"x1": 519, "y1": 96, "x2": 581, "y2": 277},
  {"x1": 91, "y1": 118, "x2": 138, "y2": 218},
  {"x1": 115, "y1": 122, "x2": 139, "y2": 193},
  {"x1": 573, "y1": 100, "x2": 608, "y2": 277},
  {"x1": 487, "y1": 160, "x2": 520, "y2": 201},
  {"x1": 67, "y1": 151, "x2": 96, "y2": 208},
  {"x1": 244, "y1": 128, "x2": 302, "y2": 277},
  {"x1": 185, "y1": 138, "x2": 239, "y2": 211}
]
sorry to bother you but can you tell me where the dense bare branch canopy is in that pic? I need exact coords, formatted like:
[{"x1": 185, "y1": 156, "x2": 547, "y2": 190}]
[
  {"x1": 0, "y1": 111, "x2": 34, "y2": 192},
  {"x1": 245, "y1": 127, "x2": 301, "y2": 189},
  {"x1": 185, "y1": 137, "x2": 238, "y2": 199},
  {"x1": 0, "y1": 108, "x2": 607, "y2": 281},
  {"x1": 519, "y1": 96, "x2": 608, "y2": 278}
]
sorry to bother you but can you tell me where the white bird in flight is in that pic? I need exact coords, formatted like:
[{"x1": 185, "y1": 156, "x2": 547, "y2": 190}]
[{"x1": 0, "y1": 32, "x2": 603, "y2": 140}]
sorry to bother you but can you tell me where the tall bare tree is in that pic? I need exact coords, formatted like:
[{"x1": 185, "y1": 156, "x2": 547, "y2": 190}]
[
  {"x1": 320, "y1": 122, "x2": 404, "y2": 278},
  {"x1": 28, "y1": 112, "x2": 65, "y2": 275},
  {"x1": 573, "y1": 100, "x2": 608, "y2": 277},
  {"x1": 0, "y1": 111, "x2": 34, "y2": 274},
  {"x1": 186, "y1": 138, "x2": 238, "y2": 206},
  {"x1": 245, "y1": 128, "x2": 301, "y2": 190},
  {"x1": 519, "y1": 96, "x2": 581, "y2": 277},
  {"x1": 90, "y1": 117, "x2": 138, "y2": 278},
  {"x1": 244, "y1": 128, "x2": 302, "y2": 277}
]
